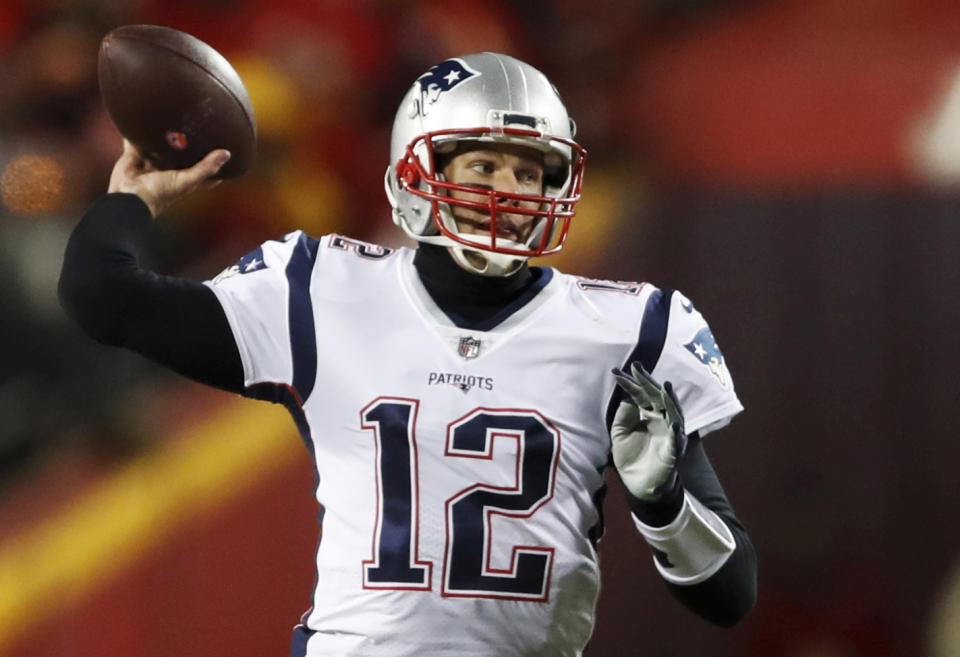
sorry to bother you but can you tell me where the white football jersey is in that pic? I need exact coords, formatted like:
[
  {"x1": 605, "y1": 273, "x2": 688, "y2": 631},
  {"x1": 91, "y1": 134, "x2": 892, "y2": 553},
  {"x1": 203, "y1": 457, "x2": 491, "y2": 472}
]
[{"x1": 204, "y1": 233, "x2": 743, "y2": 657}]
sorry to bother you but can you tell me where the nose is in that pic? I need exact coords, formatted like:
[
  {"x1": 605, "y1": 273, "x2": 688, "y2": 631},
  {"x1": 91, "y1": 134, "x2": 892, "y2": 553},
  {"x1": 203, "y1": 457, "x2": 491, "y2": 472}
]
[{"x1": 492, "y1": 169, "x2": 522, "y2": 205}]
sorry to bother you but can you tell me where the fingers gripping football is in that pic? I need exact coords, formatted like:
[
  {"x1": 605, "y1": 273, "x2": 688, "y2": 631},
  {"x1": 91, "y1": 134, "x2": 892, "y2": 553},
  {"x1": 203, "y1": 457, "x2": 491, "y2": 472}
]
[
  {"x1": 611, "y1": 363, "x2": 688, "y2": 501},
  {"x1": 108, "y1": 139, "x2": 231, "y2": 217}
]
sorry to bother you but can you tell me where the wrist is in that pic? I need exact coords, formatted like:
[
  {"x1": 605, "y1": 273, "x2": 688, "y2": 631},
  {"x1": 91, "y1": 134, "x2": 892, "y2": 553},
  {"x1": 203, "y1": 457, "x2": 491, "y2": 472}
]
[
  {"x1": 107, "y1": 169, "x2": 160, "y2": 216},
  {"x1": 92, "y1": 192, "x2": 153, "y2": 219},
  {"x1": 631, "y1": 491, "x2": 736, "y2": 585},
  {"x1": 111, "y1": 188, "x2": 159, "y2": 218},
  {"x1": 624, "y1": 474, "x2": 684, "y2": 527}
]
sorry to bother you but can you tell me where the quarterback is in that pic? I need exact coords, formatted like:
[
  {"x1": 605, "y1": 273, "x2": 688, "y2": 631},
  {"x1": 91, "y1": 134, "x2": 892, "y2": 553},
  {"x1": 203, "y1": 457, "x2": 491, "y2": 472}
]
[{"x1": 60, "y1": 53, "x2": 757, "y2": 656}]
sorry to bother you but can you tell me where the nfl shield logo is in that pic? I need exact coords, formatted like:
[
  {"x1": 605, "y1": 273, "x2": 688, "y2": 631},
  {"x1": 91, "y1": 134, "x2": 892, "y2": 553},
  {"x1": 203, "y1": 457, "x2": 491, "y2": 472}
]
[{"x1": 457, "y1": 336, "x2": 481, "y2": 359}]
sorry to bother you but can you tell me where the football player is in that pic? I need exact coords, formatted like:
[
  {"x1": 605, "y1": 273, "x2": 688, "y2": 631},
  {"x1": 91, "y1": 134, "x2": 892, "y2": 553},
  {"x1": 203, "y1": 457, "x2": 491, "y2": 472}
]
[{"x1": 60, "y1": 52, "x2": 757, "y2": 656}]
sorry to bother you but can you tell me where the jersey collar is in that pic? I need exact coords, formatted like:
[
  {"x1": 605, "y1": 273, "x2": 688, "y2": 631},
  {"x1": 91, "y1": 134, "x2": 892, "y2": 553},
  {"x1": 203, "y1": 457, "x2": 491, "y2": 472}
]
[{"x1": 410, "y1": 244, "x2": 555, "y2": 331}]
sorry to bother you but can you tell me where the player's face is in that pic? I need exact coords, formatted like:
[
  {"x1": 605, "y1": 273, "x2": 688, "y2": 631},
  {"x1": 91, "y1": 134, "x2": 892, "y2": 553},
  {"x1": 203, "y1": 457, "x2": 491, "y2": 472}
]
[{"x1": 441, "y1": 142, "x2": 545, "y2": 244}]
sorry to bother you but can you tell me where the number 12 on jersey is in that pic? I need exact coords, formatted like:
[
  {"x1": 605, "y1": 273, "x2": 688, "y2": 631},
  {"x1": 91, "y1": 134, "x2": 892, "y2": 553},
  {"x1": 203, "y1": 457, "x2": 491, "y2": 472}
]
[{"x1": 360, "y1": 397, "x2": 561, "y2": 602}]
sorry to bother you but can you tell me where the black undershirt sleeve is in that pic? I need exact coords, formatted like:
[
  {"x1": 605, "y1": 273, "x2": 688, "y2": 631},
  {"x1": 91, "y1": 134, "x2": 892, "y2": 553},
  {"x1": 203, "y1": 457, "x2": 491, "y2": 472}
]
[
  {"x1": 623, "y1": 436, "x2": 758, "y2": 627},
  {"x1": 668, "y1": 437, "x2": 758, "y2": 626},
  {"x1": 58, "y1": 193, "x2": 244, "y2": 393}
]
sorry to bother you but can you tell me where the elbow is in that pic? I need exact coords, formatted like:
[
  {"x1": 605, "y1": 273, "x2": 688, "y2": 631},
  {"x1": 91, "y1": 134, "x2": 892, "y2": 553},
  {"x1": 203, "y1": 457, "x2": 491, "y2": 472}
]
[
  {"x1": 708, "y1": 572, "x2": 757, "y2": 627},
  {"x1": 667, "y1": 535, "x2": 759, "y2": 628},
  {"x1": 58, "y1": 269, "x2": 125, "y2": 346},
  {"x1": 682, "y1": 563, "x2": 757, "y2": 628},
  {"x1": 704, "y1": 542, "x2": 759, "y2": 628}
]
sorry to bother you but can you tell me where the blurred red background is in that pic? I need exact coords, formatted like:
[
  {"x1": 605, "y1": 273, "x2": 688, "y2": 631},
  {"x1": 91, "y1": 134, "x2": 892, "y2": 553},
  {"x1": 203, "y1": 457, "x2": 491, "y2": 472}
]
[{"x1": 2, "y1": 1, "x2": 960, "y2": 656}]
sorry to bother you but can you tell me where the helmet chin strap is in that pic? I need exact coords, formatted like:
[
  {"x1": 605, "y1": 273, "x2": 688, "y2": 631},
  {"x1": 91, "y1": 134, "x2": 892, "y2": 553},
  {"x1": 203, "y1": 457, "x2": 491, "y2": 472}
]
[
  {"x1": 433, "y1": 202, "x2": 530, "y2": 276},
  {"x1": 449, "y1": 235, "x2": 528, "y2": 277}
]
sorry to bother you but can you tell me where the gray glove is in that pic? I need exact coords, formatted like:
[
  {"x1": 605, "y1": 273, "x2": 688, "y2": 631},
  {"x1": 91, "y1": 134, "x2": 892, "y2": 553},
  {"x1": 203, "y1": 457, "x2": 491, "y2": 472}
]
[{"x1": 611, "y1": 363, "x2": 687, "y2": 501}]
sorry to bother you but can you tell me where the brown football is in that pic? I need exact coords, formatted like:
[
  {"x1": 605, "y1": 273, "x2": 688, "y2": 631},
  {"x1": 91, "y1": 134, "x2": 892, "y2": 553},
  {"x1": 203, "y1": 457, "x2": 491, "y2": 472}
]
[{"x1": 97, "y1": 24, "x2": 256, "y2": 178}]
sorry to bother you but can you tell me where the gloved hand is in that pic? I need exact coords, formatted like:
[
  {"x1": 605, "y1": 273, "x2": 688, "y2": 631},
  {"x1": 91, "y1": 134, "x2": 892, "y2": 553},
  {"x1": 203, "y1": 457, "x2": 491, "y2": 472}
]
[{"x1": 611, "y1": 363, "x2": 688, "y2": 501}]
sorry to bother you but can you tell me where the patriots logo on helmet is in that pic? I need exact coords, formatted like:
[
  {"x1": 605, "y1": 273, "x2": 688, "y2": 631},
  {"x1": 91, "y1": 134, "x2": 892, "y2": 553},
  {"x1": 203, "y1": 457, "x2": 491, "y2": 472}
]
[
  {"x1": 417, "y1": 58, "x2": 479, "y2": 109},
  {"x1": 684, "y1": 327, "x2": 727, "y2": 386}
]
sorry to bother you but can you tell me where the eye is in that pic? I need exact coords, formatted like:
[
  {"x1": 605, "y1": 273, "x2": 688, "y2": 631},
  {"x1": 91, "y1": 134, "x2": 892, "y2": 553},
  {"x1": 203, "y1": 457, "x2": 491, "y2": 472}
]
[
  {"x1": 516, "y1": 167, "x2": 543, "y2": 186},
  {"x1": 469, "y1": 160, "x2": 495, "y2": 175}
]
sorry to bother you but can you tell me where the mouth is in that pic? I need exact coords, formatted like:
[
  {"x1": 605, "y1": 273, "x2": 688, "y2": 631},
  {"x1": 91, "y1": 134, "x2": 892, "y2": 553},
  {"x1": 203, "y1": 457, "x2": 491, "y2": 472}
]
[{"x1": 455, "y1": 213, "x2": 526, "y2": 243}]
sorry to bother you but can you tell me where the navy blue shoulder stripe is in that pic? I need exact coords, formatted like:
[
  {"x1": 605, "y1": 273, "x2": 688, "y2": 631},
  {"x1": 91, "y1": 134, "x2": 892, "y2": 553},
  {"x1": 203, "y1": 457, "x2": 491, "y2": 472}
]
[
  {"x1": 286, "y1": 233, "x2": 321, "y2": 405},
  {"x1": 604, "y1": 288, "x2": 673, "y2": 431},
  {"x1": 633, "y1": 287, "x2": 673, "y2": 373}
]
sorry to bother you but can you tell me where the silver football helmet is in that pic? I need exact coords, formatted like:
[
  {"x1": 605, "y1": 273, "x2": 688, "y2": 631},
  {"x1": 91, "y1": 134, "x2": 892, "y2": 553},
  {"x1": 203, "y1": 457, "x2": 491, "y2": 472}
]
[{"x1": 384, "y1": 52, "x2": 587, "y2": 276}]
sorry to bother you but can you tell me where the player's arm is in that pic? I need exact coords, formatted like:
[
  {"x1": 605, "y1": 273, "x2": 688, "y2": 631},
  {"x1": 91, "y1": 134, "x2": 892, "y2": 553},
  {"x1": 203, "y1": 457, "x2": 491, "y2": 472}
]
[
  {"x1": 58, "y1": 143, "x2": 244, "y2": 393},
  {"x1": 611, "y1": 364, "x2": 757, "y2": 626},
  {"x1": 662, "y1": 436, "x2": 757, "y2": 627}
]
